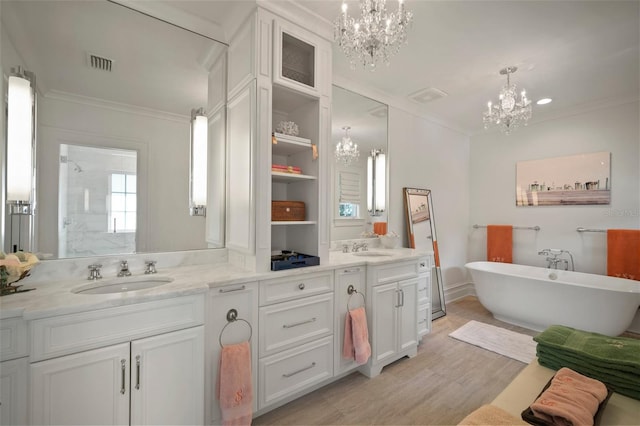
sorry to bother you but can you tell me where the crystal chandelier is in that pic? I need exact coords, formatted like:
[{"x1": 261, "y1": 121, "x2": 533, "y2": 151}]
[
  {"x1": 335, "y1": 0, "x2": 413, "y2": 70},
  {"x1": 483, "y1": 66, "x2": 532, "y2": 135},
  {"x1": 335, "y1": 126, "x2": 360, "y2": 166}
]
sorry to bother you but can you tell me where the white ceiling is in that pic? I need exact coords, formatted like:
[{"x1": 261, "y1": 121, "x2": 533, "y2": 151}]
[
  {"x1": 298, "y1": 0, "x2": 640, "y2": 135},
  {"x1": 4, "y1": 0, "x2": 638, "y2": 135}
]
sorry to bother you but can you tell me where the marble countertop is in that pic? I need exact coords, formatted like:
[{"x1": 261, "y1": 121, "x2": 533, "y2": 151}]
[{"x1": 0, "y1": 248, "x2": 429, "y2": 321}]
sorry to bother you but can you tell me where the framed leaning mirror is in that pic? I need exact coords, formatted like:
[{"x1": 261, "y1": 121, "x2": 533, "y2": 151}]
[{"x1": 403, "y1": 188, "x2": 446, "y2": 320}]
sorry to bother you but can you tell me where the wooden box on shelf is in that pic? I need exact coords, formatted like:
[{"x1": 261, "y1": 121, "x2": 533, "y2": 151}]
[{"x1": 272, "y1": 201, "x2": 305, "y2": 221}]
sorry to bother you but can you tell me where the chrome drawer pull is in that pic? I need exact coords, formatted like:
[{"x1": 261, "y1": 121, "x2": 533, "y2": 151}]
[
  {"x1": 298, "y1": 283, "x2": 305, "y2": 290},
  {"x1": 419, "y1": 319, "x2": 427, "y2": 324},
  {"x1": 135, "y1": 355, "x2": 141, "y2": 390},
  {"x1": 219, "y1": 285, "x2": 246, "y2": 293},
  {"x1": 420, "y1": 262, "x2": 426, "y2": 267},
  {"x1": 120, "y1": 359, "x2": 126, "y2": 395},
  {"x1": 282, "y1": 317, "x2": 316, "y2": 329},
  {"x1": 282, "y1": 362, "x2": 316, "y2": 378},
  {"x1": 343, "y1": 268, "x2": 360, "y2": 273},
  {"x1": 419, "y1": 287, "x2": 427, "y2": 292}
]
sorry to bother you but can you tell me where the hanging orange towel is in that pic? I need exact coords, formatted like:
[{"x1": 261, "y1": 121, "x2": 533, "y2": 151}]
[
  {"x1": 216, "y1": 341, "x2": 253, "y2": 426},
  {"x1": 342, "y1": 306, "x2": 371, "y2": 365},
  {"x1": 607, "y1": 229, "x2": 640, "y2": 280},
  {"x1": 487, "y1": 225, "x2": 513, "y2": 263}
]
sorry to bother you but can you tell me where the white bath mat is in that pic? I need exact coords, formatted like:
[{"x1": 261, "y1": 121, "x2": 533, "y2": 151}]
[{"x1": 449, "y1": 320, "x2": 537, "y2": 363}]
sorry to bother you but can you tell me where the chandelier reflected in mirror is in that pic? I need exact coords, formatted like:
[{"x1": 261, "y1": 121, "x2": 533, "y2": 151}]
[
  {"x1": 483, "y1": 66, "x2": 532, "y2": 135},
  {"x1": 335, "y1": 126, "x2": 360, "y2": 166},
  {"x1": 335, "y1": 0, "x2": 413, "y2": 70}
]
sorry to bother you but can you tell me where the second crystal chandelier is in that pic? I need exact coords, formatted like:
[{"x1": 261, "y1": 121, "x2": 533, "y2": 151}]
[
  {"x1": 335, "y1": 0, "x2": 413, "y2": 70},
  {"x1": 483, "y1": 66, "x2": 532, "y2": 135}
]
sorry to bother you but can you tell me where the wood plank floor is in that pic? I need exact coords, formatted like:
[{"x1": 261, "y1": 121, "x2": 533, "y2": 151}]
[{"x1": 253, "y1": 296, "x2": 539, "y2": 425}]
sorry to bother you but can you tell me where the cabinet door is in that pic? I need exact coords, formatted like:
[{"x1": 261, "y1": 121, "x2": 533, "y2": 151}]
[
  {"x1": 1, "y1": 357, "x2": 28, "y2": 426},
  {"x1": 130, "y1": 326, "x2": 204, "y2": 426},
  {"x1": 30, "y1": 343, "x2": 130, "y2": 425},
  {"x1": 273, "y1": 20, "x2": 319, "y2": 97},
  {"x1": 334, "y1": 267, "x2": 366, "y2": 375},
  {"x1": 208, "y1": 282, "x2": 259, "y2": 425},
  {"x1": 398, "y1": 278, "x2": 419, "y2": 352},
  {"x1": 370, "y1": 282, "x2": 398, "y2": 363}
]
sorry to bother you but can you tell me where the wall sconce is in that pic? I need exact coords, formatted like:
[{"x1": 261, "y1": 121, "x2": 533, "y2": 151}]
[
  {"x1": 6, "y1": 66, "x2": 36, "y2": 251},
  {"x1": 367, "y1": 149, "x2": 386, "y2": 216},
  {"x1": 189, "y1": 108, "x2": 208, "y2": 216}
]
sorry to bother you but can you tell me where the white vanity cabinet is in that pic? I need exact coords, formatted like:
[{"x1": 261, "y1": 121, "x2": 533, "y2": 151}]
[
  {"x1": 1, "y1": 316, "x2": 29, "y2": 426},
  {"x1": 257, "y1": 271, "x2": 334, "y2": 411},
  {"x1": 333, "y1": 266, "x2": 366, "y2": 376},
  {"x1": 29, "y1": 295, "x2": 205, "y2": 425},
  {"x1": 364, "y1": 261, "x2": 419, "y2": 378},
  {"x1": 417, "y1": 256, "x2": 433, "y2": 339},
  {"x1": 206, "y1": 282, "x2": 259, "y2": 425}
]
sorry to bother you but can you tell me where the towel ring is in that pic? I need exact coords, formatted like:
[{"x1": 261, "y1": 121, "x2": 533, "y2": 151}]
[
  {"x1": 347, "y1": 285, "x2": 366, "y2": 310},
  {"x1": 219, "y1": 308, "x2": 253, "y2": 348}
]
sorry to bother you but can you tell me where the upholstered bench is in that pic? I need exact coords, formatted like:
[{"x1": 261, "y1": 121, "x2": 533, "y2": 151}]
[{"x1": 460, "y1": 359, "x2": 640, "y2": 425}]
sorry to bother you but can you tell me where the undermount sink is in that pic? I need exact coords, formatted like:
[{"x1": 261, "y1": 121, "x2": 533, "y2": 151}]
[
  {"x1": 72, "y1": 276, "x2": 174, "y2": 295},
  {"x1": 352, "y1": 251, "x2": 394, "y2": 257}
]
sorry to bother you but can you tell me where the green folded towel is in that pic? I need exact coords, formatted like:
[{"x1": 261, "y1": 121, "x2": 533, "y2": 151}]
[
  {"x1": 534, "y1": 325, "x2": 640, "y2": 371},
  {"x1": 536, "y1": 346, "x2": 640, "y2": 399},
  {"x1": 534, "y1": 325, "x2": 640, "y2": 400}
]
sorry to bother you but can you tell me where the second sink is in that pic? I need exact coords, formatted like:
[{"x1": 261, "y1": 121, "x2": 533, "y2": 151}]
[{"x1": 72, "y1": 276, "x2": 174, "y2": 295}]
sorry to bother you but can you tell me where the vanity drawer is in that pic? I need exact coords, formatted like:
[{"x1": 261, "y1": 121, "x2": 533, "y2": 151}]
[
  {"x1": 0, "y1": 317, "x2": 28, "y2": 361},
  {"x1": 418, "y1": 304, "x2": 431, "y2": 337},
  {"x1": 30, "y1": 295, "x2": 205, "y2": 362},
  {"x1": 259, "y1": 271, "x2": 333, "y2": 306},
  {"x1": 418, "y1": 257, "x2": 432, "y2": 273},
  {"x1": 417, "y1": 274, "x2": 430, "y2": 306},
  {"x1": 370, "y1": 261, "x2": 419, "y2": 286},
  {"x1": 259, "y1": 293, "x2": 333, "y2": 357},
  {"x1": 259, "y1": 336, "x2": 333, "y2": 410}
]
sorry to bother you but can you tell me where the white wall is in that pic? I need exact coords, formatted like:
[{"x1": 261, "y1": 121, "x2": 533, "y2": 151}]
[
  {"x1": 468, "y1": 101, "x2": 640, "y2": 275},
  {"x1": 388, "y1": 107, "x2": 471, "y2": 292}
]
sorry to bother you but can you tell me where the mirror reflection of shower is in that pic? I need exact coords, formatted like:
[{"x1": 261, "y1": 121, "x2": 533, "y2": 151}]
[{"x1": 58, "y1": 144, "x2": 137, "y2": 258}]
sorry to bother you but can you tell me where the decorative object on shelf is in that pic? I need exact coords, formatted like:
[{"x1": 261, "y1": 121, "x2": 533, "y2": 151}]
[
  {"x1": 272, "y1": 164, "x2": 302, "y2": 174},
  {"x1": 334, "y1": 0, "x2": 413, "y2": 70},
  {"x1": 0, "y1": 251, "x2": 39, "y2": 296},
  {"x1": 335, "y1": 126, "x2": 360, "y2": 166},
  {"x1": 272, "y1": 200, "x2": 306, "y2": 221},
  {"x1": 189, "y1": 107, "x2": 207, "y2": 216},
  {"x1": 483, "y1": 66, "x2": 532, "y2": 135},
  {"x1": 367, "y1": 149, "x2": 386, "y2": 215},
  {"x1": 276, "y1": 120, "x2": 299, "y2": 136},
  {"x1": 6, "y1": 66, "x2": 37, "y2": 253}
]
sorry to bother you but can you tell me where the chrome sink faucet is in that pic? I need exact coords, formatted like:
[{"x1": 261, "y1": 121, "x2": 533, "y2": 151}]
[
  {"x1": 87, "y1": 264, "x2": 102, "y2": 280},
  {"x1": 538, "y1": 249, "x2": 575, "y2": 271},
  {"x1": 144, "y1": 260, "x2": 157, "y2": 274},
  {"x1": 117, "y1": 260, "x2": 132, "y2": 277},
  {"x1": 352, "y1": 242, "x2": 368, "y2": 252}
]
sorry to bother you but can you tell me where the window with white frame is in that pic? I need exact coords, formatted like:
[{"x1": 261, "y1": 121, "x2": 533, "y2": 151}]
[
  {"x1": 338, "y1": 170, "x2": 361, "y2": 218},
  {"x1": 108, "y1": 173, "x2": 136, "y2": 232}
]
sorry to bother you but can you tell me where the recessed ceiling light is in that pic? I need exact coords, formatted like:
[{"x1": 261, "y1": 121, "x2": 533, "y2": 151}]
[{"x1": 536, "y1": 98, "x2": 552, "y2": 105}]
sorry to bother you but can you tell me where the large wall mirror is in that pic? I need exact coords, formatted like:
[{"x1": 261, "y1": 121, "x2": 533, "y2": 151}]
[
  {"x1": 403, "y1": 188, "x2": 446, "y2": 320},
  {"x1": 331, "y1": 85, "x2": 388, "y2": 241},
  {"x1": 1, "y1": 0, "x2": 227, "y2": 259}
]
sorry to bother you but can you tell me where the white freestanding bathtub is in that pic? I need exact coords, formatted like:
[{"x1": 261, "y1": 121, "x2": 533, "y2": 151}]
[{"x1": 465, "y1": 261, "x2": 640, "y2": 336}]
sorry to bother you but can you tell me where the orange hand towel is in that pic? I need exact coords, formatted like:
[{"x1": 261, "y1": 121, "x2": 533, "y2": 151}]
[
  {"x1": 216, "y1": 341, "x2": 253, "y2": 426},
  {"x1": 342, "y1": 306, "x2": 371, "y2": 365},
  {"x1": 607, "y1": 229, "x2": 640, "y2": 281},
  {"x1": 530, "y1": 368, "x2": 607, "y2": 426},
  {"x1": 487, "y1": 225, "x2": 513, "y2": 263},
  {"x1": 373, "y1": 222, "x2": 387, "y2": 235}
]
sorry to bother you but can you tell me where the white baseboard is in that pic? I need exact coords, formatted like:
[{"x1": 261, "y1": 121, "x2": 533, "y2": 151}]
[{"x1": 444, "y1": 282, "x2": 475, "y2": 303}]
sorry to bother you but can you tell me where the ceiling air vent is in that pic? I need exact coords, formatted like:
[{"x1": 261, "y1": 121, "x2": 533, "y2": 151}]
[
  {"x1": 409, "y1": 87, "x2": 448, "y2": 104},
  {"x1": 87, "y1": 53, "x2": 113, "y2": 72}
]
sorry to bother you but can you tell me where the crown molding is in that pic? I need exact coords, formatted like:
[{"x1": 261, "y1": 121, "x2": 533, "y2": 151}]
[
  {"x1": 257, "y1": 0, "x2": 333, "y2": 41},
  {"x1": 44, "y1": 90, "x2": 188, "y2": 124}
]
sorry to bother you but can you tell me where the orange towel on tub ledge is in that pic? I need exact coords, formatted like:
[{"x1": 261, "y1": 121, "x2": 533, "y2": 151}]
[
  {"x1": 487, "y1": 225, "x2": 513, "y2": 263},
  {"x1": 342, "y1": 306, "x2": 371, "y2": 365},
  {"x1": 607, "y1": 229, "x2": 640, "y2": 281},
  {"x1": 217, "y1": 341, "x2": 253, "y2": 426}
]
